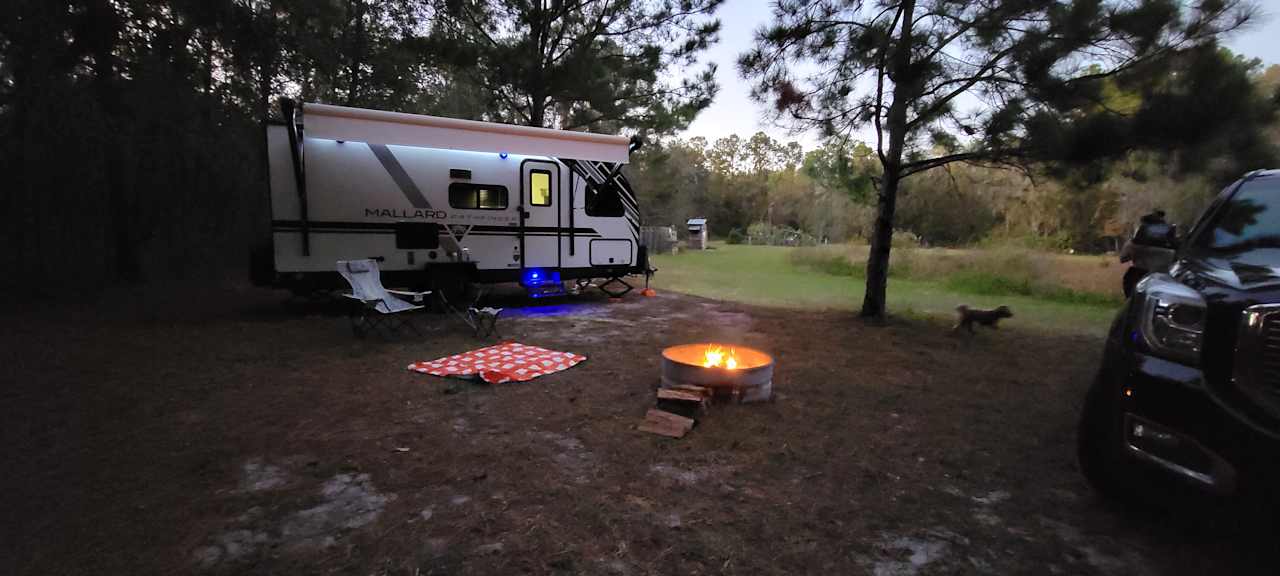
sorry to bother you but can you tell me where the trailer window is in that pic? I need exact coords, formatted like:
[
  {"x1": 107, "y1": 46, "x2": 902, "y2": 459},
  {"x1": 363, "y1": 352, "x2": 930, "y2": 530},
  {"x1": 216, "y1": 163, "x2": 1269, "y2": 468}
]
[
  {"x1": 585, "y1": 184, "x2": 625, "y2": 217},
  {"x1": 530, "y1": 170, "x2": 552, "y2": 206},
  {"x1": 449, "y1": 183, "x2": 508, "y2": 210}
]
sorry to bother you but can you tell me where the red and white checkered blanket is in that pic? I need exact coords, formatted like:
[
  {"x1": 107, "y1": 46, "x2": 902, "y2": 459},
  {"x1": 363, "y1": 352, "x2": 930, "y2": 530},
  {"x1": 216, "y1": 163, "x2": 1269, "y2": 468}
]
[{"x1": 407, "y1": 342, "x2": 587, "y2": 384}]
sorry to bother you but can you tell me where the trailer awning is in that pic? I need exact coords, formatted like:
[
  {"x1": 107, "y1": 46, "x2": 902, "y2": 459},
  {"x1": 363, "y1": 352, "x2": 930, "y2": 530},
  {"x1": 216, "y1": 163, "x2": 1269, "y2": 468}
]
[{"x1": 302, "y1": 103, "x2": 631, "y2": 164}]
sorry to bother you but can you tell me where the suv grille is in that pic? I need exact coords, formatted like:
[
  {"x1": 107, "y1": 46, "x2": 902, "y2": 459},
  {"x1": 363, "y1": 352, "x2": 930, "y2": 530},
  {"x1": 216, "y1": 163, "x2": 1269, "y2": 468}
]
[{"x1": 1234, "y1": 304, "x2": 1280, "y2": 416}]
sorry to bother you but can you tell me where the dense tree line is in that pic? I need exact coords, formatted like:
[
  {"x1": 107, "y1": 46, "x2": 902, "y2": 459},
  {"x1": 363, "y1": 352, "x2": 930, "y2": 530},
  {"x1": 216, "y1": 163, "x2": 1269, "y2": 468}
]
[
  {"x1": 631, "y1": 55, "x2": 1280, "y2": 253},
  {"x1": 626, "y1": 133, "x2": 875, "y2": 242},
  {"x1": 0, "y1": 0, "x2": 720, "y2": 294}
]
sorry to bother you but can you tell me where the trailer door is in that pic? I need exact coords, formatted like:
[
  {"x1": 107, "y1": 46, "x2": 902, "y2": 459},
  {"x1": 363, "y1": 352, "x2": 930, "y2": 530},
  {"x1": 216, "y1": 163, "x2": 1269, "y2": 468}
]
[{"x1": 519, "y1": 160, "x2": 561, "y2": 269}]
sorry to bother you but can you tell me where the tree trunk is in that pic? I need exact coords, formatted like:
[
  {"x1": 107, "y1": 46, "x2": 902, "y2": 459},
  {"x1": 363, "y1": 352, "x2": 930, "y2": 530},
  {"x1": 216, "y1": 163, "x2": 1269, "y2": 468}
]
[
  {"x1": 862, "y1": 167, "x2": 902, "y2": 319},
  {"x1": 257, "y1": 57, "x2": 274, "y2": 122},
  {"x1": 203, "y1": 35, "x2": 215, "y2": 124},
  {"x1": 345, "y1": 0, "x2": 365, "y2": 106},
  {"x1": 255, "y1": 5, "x2": 278, "y2": 122},
  {"x1": 529, "y1": 95, "x2": 547, "y2": 127},
  {"x1": 860, "y1": 0, "x2": 916, "y2": 320},
  {"x1": 87, "y1": 0, "x2": 138, "y2": 282},
  {"x1": 8, "y1": 3, "x2": 38, "y2": 291}
]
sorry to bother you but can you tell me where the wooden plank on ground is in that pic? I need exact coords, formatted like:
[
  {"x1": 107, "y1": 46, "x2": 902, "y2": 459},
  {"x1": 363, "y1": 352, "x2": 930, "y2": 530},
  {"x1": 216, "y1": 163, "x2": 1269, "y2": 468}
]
[
  {"x1": 657, "y1": 388, "x2": 707, "y2": 403},
  {"x1": 645, "y1": 409, "x2": 694, "y2": 432},
  {"x1": 638, "y1": 419, "x2": 687, "y2": 438},
  {"x1": 667, "y1": 384, "x2": 712, "y2": 398}
]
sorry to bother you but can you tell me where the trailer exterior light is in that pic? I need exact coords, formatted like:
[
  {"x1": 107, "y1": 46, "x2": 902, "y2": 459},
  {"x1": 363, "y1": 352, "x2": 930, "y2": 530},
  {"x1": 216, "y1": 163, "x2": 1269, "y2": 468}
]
[
  {"x1": 521, "y1": 268, "x2": 560, "y2": 294},
  {"x1": 523, "y1": 268, "x2": 545, "y2": 285},
  {"x1": 500, "y1": 152, "x2": 509, "y2": 159}
]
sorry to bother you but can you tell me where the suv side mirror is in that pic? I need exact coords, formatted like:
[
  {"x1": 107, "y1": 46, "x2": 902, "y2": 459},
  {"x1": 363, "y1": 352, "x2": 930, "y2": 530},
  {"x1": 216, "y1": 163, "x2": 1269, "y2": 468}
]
[{"x1": 1133, "y1": 219, "x2": 1179, "y2": 250}]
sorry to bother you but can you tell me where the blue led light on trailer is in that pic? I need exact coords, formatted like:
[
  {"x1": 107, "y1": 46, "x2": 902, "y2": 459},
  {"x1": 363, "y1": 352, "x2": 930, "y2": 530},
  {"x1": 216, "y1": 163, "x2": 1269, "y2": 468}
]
[
  {"x1": 522, "y1": 268, "x2": 560, "y2": 287},
  {"x1": 521, "y1": 268, "x2": 566, "y2": 298},
  {"x1": 523, "y1": 268, "x2": 544, "y2": 285},
  {"x1": 500, "y1": 152, "x2": 509, "y2": 159}
]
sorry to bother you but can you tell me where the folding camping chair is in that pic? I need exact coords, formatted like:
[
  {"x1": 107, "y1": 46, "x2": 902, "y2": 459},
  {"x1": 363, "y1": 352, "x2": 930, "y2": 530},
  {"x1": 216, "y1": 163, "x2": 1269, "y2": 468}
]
[
  {"x1": 467, "y1": 306, "x2": 503, "y2": 338},
  {"x1": 336, "y1": 259, "x2": 432, "y2": 338},
  {"x1": 435, "y1": 284, "x2": 503, "y2": 339}
]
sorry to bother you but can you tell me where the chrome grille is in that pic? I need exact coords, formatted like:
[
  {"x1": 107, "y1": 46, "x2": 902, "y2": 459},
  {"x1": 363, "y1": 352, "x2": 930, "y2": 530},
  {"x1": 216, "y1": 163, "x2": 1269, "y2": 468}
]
[
  {"x1": 1234, "y1": 304, "x2": 1280, "y2": 416},
  {"x1": 1265, "y1": 319, "x2": 1280, "y2": 382}
]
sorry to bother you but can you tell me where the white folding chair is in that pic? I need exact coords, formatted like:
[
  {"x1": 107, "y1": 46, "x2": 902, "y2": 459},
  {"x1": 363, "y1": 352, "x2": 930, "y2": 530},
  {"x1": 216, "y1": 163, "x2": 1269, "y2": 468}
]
[{"x1": 336, "y1": 259, "x2": 432, "y2": 337}]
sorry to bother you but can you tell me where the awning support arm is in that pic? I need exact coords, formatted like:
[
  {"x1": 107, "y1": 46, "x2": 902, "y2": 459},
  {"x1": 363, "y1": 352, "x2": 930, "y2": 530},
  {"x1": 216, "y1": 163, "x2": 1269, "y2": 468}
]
[{"x1": 281, "y1": 99, "x2": 310, "y2": 256}]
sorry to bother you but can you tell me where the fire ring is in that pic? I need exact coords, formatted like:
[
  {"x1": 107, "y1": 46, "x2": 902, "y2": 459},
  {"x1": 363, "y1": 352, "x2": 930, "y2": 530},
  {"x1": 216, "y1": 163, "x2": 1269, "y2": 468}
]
[{"x1": 660, "y1": 343, "x2": 774, "y2": 403}]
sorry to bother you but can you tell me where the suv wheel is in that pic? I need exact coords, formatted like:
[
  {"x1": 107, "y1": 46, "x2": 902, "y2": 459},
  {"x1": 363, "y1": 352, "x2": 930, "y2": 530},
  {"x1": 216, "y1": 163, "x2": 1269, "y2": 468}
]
[{"x1": 1077, "y1": 371, "x2": 1135, "y2": 498}]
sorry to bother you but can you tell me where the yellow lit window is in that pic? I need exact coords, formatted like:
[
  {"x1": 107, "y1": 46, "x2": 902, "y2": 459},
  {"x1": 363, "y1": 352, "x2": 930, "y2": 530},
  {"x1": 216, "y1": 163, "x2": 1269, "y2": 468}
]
[{"x1": 530, "y1": 171, "x2": 551, "y2": 206}]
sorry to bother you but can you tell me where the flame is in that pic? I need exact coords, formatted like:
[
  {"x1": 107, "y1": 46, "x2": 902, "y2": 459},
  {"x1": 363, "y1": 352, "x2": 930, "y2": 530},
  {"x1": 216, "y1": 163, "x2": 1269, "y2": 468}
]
[{"x1": 702, "y1": 345, "x2": 740, "y2": 369}]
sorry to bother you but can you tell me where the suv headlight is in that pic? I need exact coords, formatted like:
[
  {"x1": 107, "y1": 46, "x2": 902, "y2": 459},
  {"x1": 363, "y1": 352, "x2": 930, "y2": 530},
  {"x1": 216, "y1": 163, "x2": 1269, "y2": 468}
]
[{"x1": 1135, "y1": 273, "x2": 1206, "y2": 364}]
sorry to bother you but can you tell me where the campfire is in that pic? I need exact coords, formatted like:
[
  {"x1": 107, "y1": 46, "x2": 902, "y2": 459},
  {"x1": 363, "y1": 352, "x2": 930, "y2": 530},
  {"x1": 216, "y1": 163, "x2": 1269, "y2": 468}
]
[
  {"x1": 640, "y1": 343, "x2": 776, "y2": 438},
  {"x1": 700, "y1": 345, "x2": 738, "y2": 369},
  {"x1": 661, "y1": 343, "x2": 774, "y2": 403}
]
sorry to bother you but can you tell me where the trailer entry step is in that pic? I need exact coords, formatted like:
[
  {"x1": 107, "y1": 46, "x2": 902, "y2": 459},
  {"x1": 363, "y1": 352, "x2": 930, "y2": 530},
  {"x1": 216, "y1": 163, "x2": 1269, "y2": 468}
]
[
  {"x1": 526, "y1": 282, "x2": 567, "y2": 298},
  {"x1": 521, "y1": 268, "x2": 566, "y2": 299}
]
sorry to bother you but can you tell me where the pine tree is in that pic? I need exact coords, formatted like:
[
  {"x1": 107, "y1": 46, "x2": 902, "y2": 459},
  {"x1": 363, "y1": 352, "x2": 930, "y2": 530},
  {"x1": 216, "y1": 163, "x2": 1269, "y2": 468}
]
[
  {"x1": 436, "y1": 0, "x2": 722, "y2": 134},
  {"x1": 741, "y1": 0, "x2": 1260, "y2": 320}
]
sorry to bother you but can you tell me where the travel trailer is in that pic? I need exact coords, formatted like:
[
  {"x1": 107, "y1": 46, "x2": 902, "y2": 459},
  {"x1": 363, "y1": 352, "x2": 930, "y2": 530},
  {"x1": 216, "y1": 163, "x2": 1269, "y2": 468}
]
[{"x1": 252, "y1": 100, "x2": 649, "y2": 298}]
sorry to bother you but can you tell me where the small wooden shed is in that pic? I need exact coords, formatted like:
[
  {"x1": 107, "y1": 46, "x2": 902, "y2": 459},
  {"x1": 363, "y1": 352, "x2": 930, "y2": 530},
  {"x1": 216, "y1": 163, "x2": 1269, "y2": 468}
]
[{"x1": 686, "y1": 218, "x2": 708, "y2": 250}]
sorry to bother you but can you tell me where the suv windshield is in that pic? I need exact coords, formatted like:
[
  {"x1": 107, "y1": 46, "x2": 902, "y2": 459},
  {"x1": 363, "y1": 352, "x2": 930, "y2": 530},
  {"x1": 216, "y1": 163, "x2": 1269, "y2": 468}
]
[{"x1": 1196, "y1": 177, "x2": 1280, "y2": 251}]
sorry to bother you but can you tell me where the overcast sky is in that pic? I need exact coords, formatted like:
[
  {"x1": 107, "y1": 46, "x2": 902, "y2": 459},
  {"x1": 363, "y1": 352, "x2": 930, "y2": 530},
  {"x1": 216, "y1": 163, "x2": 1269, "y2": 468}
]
[{"x1": 679, "y1": 0, "x2": 1280, "y2": 151}]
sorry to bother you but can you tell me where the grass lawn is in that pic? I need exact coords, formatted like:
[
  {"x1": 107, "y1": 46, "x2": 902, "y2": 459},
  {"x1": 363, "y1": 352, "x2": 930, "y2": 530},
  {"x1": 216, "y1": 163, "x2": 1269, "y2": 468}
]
[{"x1": 652, "y1": 243, "x2": 1120, "y2": 336}]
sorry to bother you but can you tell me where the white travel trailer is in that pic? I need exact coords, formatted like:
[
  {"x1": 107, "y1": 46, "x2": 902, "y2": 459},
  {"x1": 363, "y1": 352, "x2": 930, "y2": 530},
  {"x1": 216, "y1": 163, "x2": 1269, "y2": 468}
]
[{"x1": 253, "y1": 101, "x2": 649, "y2": 297}]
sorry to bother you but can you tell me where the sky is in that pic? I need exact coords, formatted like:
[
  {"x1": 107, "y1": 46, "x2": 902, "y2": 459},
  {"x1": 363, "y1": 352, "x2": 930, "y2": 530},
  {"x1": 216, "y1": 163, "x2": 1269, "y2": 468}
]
[{"x1": 679, "y1": 0, "x2": 1280, "y2": 151}]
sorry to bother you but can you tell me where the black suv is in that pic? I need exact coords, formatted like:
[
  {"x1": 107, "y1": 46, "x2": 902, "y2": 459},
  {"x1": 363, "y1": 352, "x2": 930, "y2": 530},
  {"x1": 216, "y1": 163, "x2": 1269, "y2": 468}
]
[{"x1": 1079, "y1": 169, "x2": 1280, "y2": 501}]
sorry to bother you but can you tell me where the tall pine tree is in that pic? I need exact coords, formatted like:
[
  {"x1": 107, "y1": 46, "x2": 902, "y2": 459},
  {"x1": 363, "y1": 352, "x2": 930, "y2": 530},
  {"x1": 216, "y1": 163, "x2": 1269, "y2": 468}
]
[
  {"x1": 435, "y1": 0, "x2": 722, "y2": 134},
  {"x1": 741, "y1": 0, "x2": 1262, "y2": 320}
]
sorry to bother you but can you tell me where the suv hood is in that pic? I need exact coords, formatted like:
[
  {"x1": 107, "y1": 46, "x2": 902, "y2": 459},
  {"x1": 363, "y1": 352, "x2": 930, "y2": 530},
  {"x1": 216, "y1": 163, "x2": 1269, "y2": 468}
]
[{"x1": 1172, "y1": 247, "x2": 1280, "y2": 302}]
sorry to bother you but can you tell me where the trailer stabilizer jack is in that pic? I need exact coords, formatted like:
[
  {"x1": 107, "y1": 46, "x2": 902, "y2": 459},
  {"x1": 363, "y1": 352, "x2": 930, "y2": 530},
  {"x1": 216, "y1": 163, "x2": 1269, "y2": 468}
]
[{"x1": 599, "y1": 277, "x2": 633, "y2": 298}]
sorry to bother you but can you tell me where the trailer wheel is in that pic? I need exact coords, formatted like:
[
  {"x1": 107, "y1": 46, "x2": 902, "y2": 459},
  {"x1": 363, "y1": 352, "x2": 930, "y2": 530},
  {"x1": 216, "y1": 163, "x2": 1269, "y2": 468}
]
[
  {"x1": 287, "y1": 276, "x2": 319, "y2": 299},
  {"x1": 249, "y1": 241, "x2": 275, "y2": 287}
]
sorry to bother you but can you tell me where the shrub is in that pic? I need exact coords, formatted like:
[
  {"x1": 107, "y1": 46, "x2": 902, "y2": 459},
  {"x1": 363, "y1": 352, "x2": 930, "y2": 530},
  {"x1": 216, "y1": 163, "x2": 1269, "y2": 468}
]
[
  {"x1": 788, "y1": 242, "x2": 1124, "y2": 306},
  {"x1": 891, "y1": 230, "x2": 921, "y2": 247},
  {"x1": 727, "y1": 228, "x2": 745, "y2": 244},
  {"x1": 980, "y1": 232, "x2": 1074, "y2": 252},
  {"x1": 895, "y1": 168, "x2": 999, "y2": 245},
  {"x1": 747, "y1": 222, "x2": 819, "y2": 246}
]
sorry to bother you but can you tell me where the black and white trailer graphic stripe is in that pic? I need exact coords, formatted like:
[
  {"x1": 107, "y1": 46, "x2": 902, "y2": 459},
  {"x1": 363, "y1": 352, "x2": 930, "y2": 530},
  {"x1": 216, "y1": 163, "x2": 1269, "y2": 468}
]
[
  {"x1": 559, "y1": 158, "x2": 641, "y2": 240},
  {"x1": 368, "y1": 144, "x2": 432, "y2": 209},
  {"x1": 271, "y1": 220, "x2": 600, "y2": 237}
]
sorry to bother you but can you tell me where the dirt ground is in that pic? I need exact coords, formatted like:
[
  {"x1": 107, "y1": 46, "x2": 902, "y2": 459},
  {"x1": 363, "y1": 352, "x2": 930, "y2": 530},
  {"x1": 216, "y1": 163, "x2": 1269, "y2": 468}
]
[{"x1": 3, "y1": 286, "x2": 1277, "y2": 575}]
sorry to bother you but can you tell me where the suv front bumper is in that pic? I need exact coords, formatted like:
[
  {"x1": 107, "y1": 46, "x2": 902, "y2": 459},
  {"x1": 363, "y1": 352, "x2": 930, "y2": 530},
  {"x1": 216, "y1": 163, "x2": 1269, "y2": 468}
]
[{"x1": 1104, "y1": 345, "x2": 1280, "y2": 495}]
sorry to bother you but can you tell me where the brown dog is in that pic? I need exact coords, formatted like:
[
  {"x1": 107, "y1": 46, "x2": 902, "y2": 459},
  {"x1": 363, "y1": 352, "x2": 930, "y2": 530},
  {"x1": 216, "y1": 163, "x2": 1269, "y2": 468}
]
[{"x1": 953, "y1": 305, "x2": 1012, "y2": 333}]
